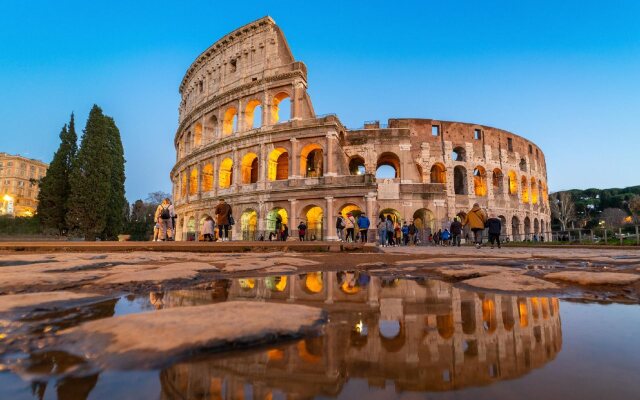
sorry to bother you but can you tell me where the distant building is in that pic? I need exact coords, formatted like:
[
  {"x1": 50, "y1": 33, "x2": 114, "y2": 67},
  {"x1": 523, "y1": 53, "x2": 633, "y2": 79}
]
[{"x1": 0, "y1": 152, "x2": 48, "y2": 217}]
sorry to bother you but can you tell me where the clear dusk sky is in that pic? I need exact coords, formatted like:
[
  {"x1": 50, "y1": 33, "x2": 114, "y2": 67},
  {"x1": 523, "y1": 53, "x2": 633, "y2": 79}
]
[{"x1": 1, "y1": 1, "x2": 638, "y2": 201}]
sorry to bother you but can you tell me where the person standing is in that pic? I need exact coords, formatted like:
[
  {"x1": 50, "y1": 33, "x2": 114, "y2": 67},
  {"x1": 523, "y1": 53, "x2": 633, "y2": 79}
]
[
  {"x1": 214, "y1": 198, "x2": 232, "y2": 241},
  {"x1": 386, "y1": 215, "x2": 395, "y2": 246},
  {"x1": 357, "y1": 213, "x2": 370, "y2": 243},
  {"x1": 298, "y1": 221, "x2": 307, "y2": 241},
  {"x1": 377, "y1": 216, "x2": 387, "y2": 246},
  {"x1": 167, "y1": 199, "x2": 176, "y2": 241},
  {"x1": 201, "y1": 216, "x2": 215, "y2": 241},
  {"x1": 402, "y1": 222, "x2": 410, "y2": 246},
  {"x1": 281, "y1": 224, "x2": 289, "y2": 241},
  {"x1": 275, "y1": 215, "x2": 282, "y2": 238},
  {"x1": 408, "y1": 220, "x2": 417, "y2": 245},
  {"x1": 450, "y1": 217, "x2": 462, "y2": 247},
  {"x1": 463, "y1": 203, "x2": 488, "y2": 248},
  {"x1": 345, "y1": 212, "x2": 356, "y2": 242},
  {"x1": 335, "y1": 213, "x2": 346, "y2": 242},
  {"x1": 486, "y1": 214, "x2": 502, "y2": 249},
  {"x1": 154, "y1": 198, "x2": 172, "y2": 241}
]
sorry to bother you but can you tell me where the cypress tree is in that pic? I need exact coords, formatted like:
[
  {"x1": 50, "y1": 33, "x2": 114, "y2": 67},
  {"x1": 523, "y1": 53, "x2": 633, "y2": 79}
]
[
  {"x1": 101, "y1": 115, "x2": 127, "y2": 240},
  {"x1": 36, "y1": 114, "x2": 78, "y2": 234}
]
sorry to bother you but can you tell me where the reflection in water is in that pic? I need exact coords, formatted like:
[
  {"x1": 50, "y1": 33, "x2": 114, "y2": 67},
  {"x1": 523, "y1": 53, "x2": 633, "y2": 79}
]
[{"x1": 156, "y1": 273, "x2": 562, "y2": 399}]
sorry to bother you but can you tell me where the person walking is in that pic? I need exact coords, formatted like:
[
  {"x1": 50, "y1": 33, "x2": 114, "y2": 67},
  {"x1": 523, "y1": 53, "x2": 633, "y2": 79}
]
[
  {"x1": 463, "y1": 203, "x2": 488, "y2": 248},
  {"x1": 336, "y1": 213, "x2": 346, "y2": 241},
  {"x1": 201, "y1": 216, "x2": 215, "y2": 241},
  {"x1": 377, "y1": 216, "x2": 387, "y2": 246},
  {"x1": 214, "y1": 198, "x2": 232, "y2": 241},
  {"x1": 298, "y1": 221, "x2": 307, "y2": 241},
  {"x1": 450, "y1": 217, "x2": 462, "y2": 247},
  {"x1": 402, "y1": 222, "x2": 410, "y2": 246},
  {"x1": 345, "y1": 212, "x2": 356, "y2": 242},
  {"x1": 408, "y1": 220, "x2": 417, "y2": 245},
  {"x1": 486, "y1": 214, "x2": 502, "y2": 249},
  {"x1": 357, "y1": 213, "x2": 370, "y2": 243},
  {"x1": 154, "y1": 198, "x2": 172, "y2": 241},
  {"x1": 281, "y1": 224, "x2": 289, "y2": 241},
  {"x1": 386, "y1": 215, "x2": 395, "y2": 246}
]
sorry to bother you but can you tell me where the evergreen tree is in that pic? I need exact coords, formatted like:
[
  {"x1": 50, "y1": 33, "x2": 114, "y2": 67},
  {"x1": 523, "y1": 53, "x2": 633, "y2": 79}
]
[
  {"x1": 67, "y1": 105, "x2": 125, "y2": 240},
  {"x1": 36, "y1": 114, "x2": 78, "y2": 234}
]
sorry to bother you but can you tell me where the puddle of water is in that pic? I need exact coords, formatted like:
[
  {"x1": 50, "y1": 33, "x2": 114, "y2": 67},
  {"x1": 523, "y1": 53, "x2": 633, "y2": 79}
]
[{"x1": 1, "y1": 271, "x2": 639, "y2": 399}]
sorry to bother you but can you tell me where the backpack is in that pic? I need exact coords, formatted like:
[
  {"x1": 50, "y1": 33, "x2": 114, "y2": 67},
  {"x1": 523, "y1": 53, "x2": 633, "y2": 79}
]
[
  {"x1": 160, "y1": 206, "x2": 170, "y2": 220},
  {"x1": 337, "y1": 217, "x2": 345, "y2": 229}
]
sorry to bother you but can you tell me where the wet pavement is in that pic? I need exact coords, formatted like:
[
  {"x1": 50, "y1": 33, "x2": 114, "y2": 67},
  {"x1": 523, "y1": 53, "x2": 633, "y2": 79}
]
[{"x1": 1, "y1": 271, "x2": 639, "y2": 399}]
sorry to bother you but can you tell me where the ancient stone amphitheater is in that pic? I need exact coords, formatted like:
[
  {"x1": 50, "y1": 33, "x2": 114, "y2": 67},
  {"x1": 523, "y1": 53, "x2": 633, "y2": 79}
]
[{"x1": 171, "y1": 16, "x2": 550, "y2": 241}]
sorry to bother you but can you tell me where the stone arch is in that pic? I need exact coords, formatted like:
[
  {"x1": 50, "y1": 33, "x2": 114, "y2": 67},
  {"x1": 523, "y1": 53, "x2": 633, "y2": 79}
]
[
  {"x1": 218, "y1": 158, "x2": 233, "y2": 188},
  {"x1": 436, "y1": 313, "x2": 455, "y2": 339},
  {"x1": 498, "y1": 215, "x2": 507, "y2": 236},
  {"x1": 245, "y1": 99, "x2": 262, "y2": 129},
  {"x1": 301, "y1": 272, "x2": 323, "y2": 294},
  {"x1": 301, "y1": 204, "x2": 324, "y2": 241},
  {"x1": 413, "y1": 208, "x2": 435, "y2": 234},
  {"x1": 186, "y1": 216, "x2": 196, "y2": 241},
  {"x1": 492, "y1": 168, "x2": 504, "y2": 194},
  {"x1": 241, "y1": 153, "x2": 259, "y2": 184},
  {"x1": 521, "y1": 176, "x2": 529, "y2": 203},
  {"x1": 512, "y1": 216, "x2": 520, "y2": 241},
  {"x1": 519, "y1": 158, "x2": 527, "y2": 172},
  {"x1": 454, "y1": 165, "x2": 468, "y2": 195},
  {"x1": 268, "y1": 147, "x2": 289, "y2": 181},
  {"x1": 379, "y1": 208, "x2": 401, "y2": 223},
  {"x1": 339, "y1": 203, "x2": 363, "y2": 219},
  {"x1": 193, "y1": 122, "x2": 203, "y2": 148},
  {"x1": 348, "y1": 156, "x2": 366, "y2": 175},
  {"x1": 517, "y1": 298, "x2": 529, "y2": 327},
  {"x1": 376, "y1": 152, "x2": 401, "y2": 179},
  {"x1": 185, "y1": 131, "x2": 192, "y2": 153},
  {"x1": 265, "y1": 276, "x2": 287, "y2": 292},
  {"x1": 240, "y1": 208, "x2": 258, "y2": 240},
  {"x1": 508, "y1": 170, "x2": 518, "y2": 195},
  {"x1": 461, "y1": 300, "x2": 476, "y2": 334},
  {"x1": 379, "y1": 320, "x2": 405, "y2": 352},
  {"x1": 202, "y1": 163, "x2": 214, "y2": 191},
  {"x1": 267, "y1": 207, "x2": 288, "y2": 234},
  {"x1": 482, "y1": 297, "x2": 497, "y2": 334},
  {"x1": 180, "y1": 172, "x2": 187, "y2": 198},
  {"x1": 452, "y1": 146, "x2": 466, "y2": 162},
  {"x1": 272, "y1": 92, "x2": 291, "y2": 123},
  {"x1": 222, "y1": 107, "x2": 237, "y2": 136},
  {"x1": 531, "y1": 177, "x2": 539, "y2": 204},
  {"x1": 473, "y1": 166, "x2": 487, "y2": 197},
  {"x1": 189, "y1": 169, "x2": 198, "y2": 195},
  {"x1": 300, "y1": 143, "x2": 323, "y2": 178},
  {"x1": 534, "y1": 218, "x2": 540, "y2": 235},
  {"x1": 205, "y1": 113, "x2": 218, "y2": 141},
  {"x1": 430, "y1": 163, "x2": 446, "y2": 184},
  {"x1": 501, "y1": 296, "x2": 516, "y2": 331},
  {"x1": 524, "y1": 216, "x2": 531, "y2": 239}
]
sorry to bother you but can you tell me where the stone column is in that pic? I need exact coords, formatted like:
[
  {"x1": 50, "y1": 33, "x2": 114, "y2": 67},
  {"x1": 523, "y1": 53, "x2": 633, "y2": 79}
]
[
  {"x1": 231, "y1": 147, "x2": 239, "y2": 191},
  {"x1": 366, "y1": 192, "x2": 376, "y2": 243},
  {"x1": 262, "y1": 92, "x2": 271, "y2": 126},
  {"x1": 325, "y1": 196, "x2": 336, "y2": 240},
  {"x1": 236, "y1": 99, "x2": 244, "y2": 133},
  {"x1": 289, "y1": 199, "x2": 298, "y2": 239},
  {"x1": 212, "y1": 156, "x2": 218, "y2": 198},
  {"x1": 289, "y1": 138, "x2": 299, "y2": 179},
  {"x1": 399, "y1": 143, "x2": 412, "y2": 183},
  {"x1": 291, "y1": 82, "x2": 303, "y2": 120},
  {"x1": 258, "y1": 143, "x2": 267, "y2": 190},
  {"x1": 325, "y1": 131, "x2": 337, "y2": 177}
]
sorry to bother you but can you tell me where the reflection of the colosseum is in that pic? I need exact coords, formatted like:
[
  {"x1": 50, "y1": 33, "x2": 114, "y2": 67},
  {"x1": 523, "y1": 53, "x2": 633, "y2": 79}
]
[{"x1": 159, "y1": 273, "x2": 562, "y2": 399}]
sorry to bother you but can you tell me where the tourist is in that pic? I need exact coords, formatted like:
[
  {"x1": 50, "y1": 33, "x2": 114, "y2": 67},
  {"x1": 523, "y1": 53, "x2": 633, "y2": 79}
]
[
  {"x1": 402, "y1": 222, "x2": 410, "y2": 246},
  {"x1": 201, "y1": 216, "x2": 215, "y2": 241},
  {"x1": 395, "y1": 221, "x2": 402, "y2": 246},
  {"x1": 486, "y1": 214, "x2": 502, "y2": 249},
  {"x1": 268, "y1": 232, "x2": 276, "y2": 241},
  {"x1": 441, "y1": 228, "x2": 451, "y2": 246},
  {"x1": 214, "y1": 198, "x2": 232, "y2": 241},
  {"x1": 408, "y1": 220, "x2": 417, "y2": 245},
  {"x1": 281, "y1": 224, "x2": 289, "y2": 241},
  {"x1": 154, "y1": 198, "x2": 173, "y2": 241},
  {"x1": 336, "y1": 213, "x2": 346, "y2": 241},
  {"x1": 167, "y1": 199, "x2": 176, "y2": 241},
  {"x1": 298, "y1": 221, "x2": 307, "y2": 241},
  {"x1": 386, "y1": 215, "x2": 395, "y2": 246},
  {"x1": 377, "y1": 216, "x2": 387, "y2": 246},
  {"x1": 463, "y1": 203, "x2": 488, "y2": 248},
  {"x1": 275, "y1": 215, "x2": 282, "y2": 238},
  {"x1": 357, "y1": 213, "x2": 370, "y2": 243},
  {"x1": 450, "y1": 217, "x2": 462, "y2": 247},
  {"x1": 153, "y1": 222, "x2": 160, "y2": 241},
  {"x1": 345, "y1": 212, "x2": 356, "y2": 242},
  {"x1": 434, "y1": 229, "x2": 442, "y2": 246}
]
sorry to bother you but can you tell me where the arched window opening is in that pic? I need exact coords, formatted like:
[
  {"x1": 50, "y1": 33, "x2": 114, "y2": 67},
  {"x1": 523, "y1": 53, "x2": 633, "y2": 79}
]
[
  {"x1": 452, "y1": 146, "x2": 466, "y2": 162},
  {"x1": 267, "y1": 207, "x2": 288, "y2": 234},
  {"x1": 189, "y1": 169, "x2": 198, "y2": 195},
  {"x1": 271, "y1": 92, "x2": 291, "y2": 124},
  {"x1": 482, "y1": 297, "x2": 497, "y2": 334},
  {"x1": 185, "y1": 132, "x2": 192, "y2": 154},
  {"x1": 379, "y1": 208, "x2": 401, "y2": 224},
  {"x1": 245, "y1": 100, "x2": 262, "y2": 129},
  {"x1": 473, "y1": 166, "x2": 487, "y2": 197},
  {"x1": 300, "y1": 144, "x2": 323, "y2": 178},
  {"x1": 349, "y1": 156, "x2": 366, "y2": 175},
  {"x1": 181, "y1": 173, "x2": 187, "y2": 198},
  {"x1": 498, "y1": 215, "x2": 507, "y2": 236},
  {"x1": 268, "y1": 148, "x2": 289, "y2": 181},
  {"x1": 193, "y1": 122, "x2": 203, "y2": 148},
  {"x1": 492, "y1": 169, "x2": 504, "y2": 194},
  {"x1": 303, "y1": 205, "x2": 324, "y2": 241},
  {"x1": 512, "y1": 216, "x2": 521, "y2": 241},
  {"x1": 379, "y1": 320, "x2": 406, "y2": 352},
  {"x1": 219, "y1": 158, "x2": 233, "y2": 188},
  {"x1": 454, "y1": 166, "x2": 467, "y2": 195},
  {"x1": 531, "y1": 178, "x2": 539, "y2": 204},
  {"x1": 521, "y1": 176, "x2": 529, "y2": 203},
  {"x1": 339, "y1": 204, "x2": 363, "y2": 219},
  {"x1": 202, "y1": 163, "x2": 214, "y2": 191},
  {"x1": 501, "y1": 297, "x2": 516, "y2": 331},
  {"x1": 524, "y1": 217, "x2": 531, "y2": 239},
  {"x1": 436, "y1": 314, "x2": 454, "y2": 339},
  {"x1": 376, "y1": 152, "x2": 400, "y2": 179},
  {"x1": 534, "y1": 218, "x2": 540, "y2": 235},
  {"x1": 413, "y1": 208, "x2": 435, "y2": 235},
  {"x1": 241, "y1": 153, "x2": 259, "y2": 184},
  {"x1": 461, "y1": 301, "x2": 476, "y2": 334},
  {"x1": 430, "y1": 163, "x2": 446, "y2": 184},
  {"x1": 508, "y1": 170, "x2": 518, "y2": 195},
  {"x1": 241, "y1": 209, "x2": 258, "y2": 241},
  {"x1": 205, "y1": 114, "x2": 217, "y2": 141},
  {"x1": 519, "y1": 158, "x2": 527, "y2": 172},
  {"x1": 222, "y1": 107, "x2": 237, "y2": 136}
]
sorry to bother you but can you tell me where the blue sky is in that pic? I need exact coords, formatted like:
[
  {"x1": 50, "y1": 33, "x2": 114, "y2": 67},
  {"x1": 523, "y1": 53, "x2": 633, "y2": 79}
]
[{"x1": 1, "y1": 1, "x2": 638, "y2": 201}]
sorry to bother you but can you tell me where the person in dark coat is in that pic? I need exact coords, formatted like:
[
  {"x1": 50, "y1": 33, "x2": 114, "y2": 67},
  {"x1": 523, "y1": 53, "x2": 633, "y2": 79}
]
[
  {"x1": 298, "y1": 221, "x2": 307, "y2": 241},
  {"x1": 214, "y1": 199, "x2": 232, "y2": 241},
  {"x1": 450, "y1": 217, "x2": 463, "y2": 247},
  {"x1": 485, "y1": 214, "x2": 502, "y2": 249}
]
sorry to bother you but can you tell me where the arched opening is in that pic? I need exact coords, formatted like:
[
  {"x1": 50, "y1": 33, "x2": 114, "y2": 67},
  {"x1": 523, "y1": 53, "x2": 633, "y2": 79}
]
[
  {"x1": 498, "y1": 215, "x2": 507, "y2": 236},
  {"x1": 540, "y1": 297, "x2": 550, "y2": 319},
  {"x1": 340, "y1": 204, "x2": 363, "y2": 219},
  {"x1": 301, "y1": 272, "x2": 323, "y2": 294},
  {"x1": 534, "y1": 218, "x2": 540, "y2": 235},
  {"x1": 461, "y1": 301, "x2": 476, "y2": 334},
  {"x1": 454, "y1": 165, "x2": 468, "y2": 195},
  {"x1": 300, "y1": 144, "x2": 323, "y2": 178},
  {"x1": 413, "y1": 208, "x2": 435, "y2": 236},
  {"x1": 482, "y1": 297, "x2": 497, "y2": 334},
  {"x1": 187, "y1": 216, "x2": 196, "y2": 241},
  {"x1": 181, "y1": 173, "x2": 187, "y2": 198},
  {"x1": 376, "y1": 152, "x2": 400, "y2": 179},
  {"x1": 501, "y1": 296, "x2": 516, "y2": 331},
  {"x1": 531, "y1": 178, "x2": 539, "y2": 204},
  {"x1": 241, "y1": 209, "x2": 258, "y2": 240},
  {"x1": 452, "y1": 146, "x2": 466, "y2": 162},
  {"x1": 430, "y1": 163, "x2": 446, "y2": 184},
  {"x1": 348, "y1": 156, "x2": 366, "y2": 175},
  {"x1": 517, "y1": 298, "x2": 529, "y2": 327},
  {"x1": 189, "y1": 169, "x2": 198, "y2": 195},
  {"x1": 198, "y1": 214, "x2": 211, "y2": 238},
  {"x1": 218, "y1": 158, "x2": 233, "y2": 188},
  {"x1": 416, "y1": 164, "x2": 425, "y2": 183},
  {"x1": 473, "y1": 166, "x2": 487, "y2": 197},
  {"x1": 222, "y1": 107, "x2": 238, "y2": 136},
  {"x1": 508, "y1": 170, "x2": 518, "y2": 195},
  {"x1": 205, "y1": 114, "x2": 218, "y2": 141},
  {"x1": 271, "y1": 92, "x2": 291, "y2": 123},
  {"x1": 297, "y1": 337, "x2": 323, "y2": 363},
  {"x1": 531, "y1": 297, "x2": 540, "y2": 320},
  {"x1": 202, "y1": 163, "x2": 214, "y2": 191},
  {"x1": 492, "y1": 168, "x2": 504, "y2": 194},
  {"x1": 524, "y1": 217, "x2": 531, "y2": 239},
  {"x1": 379, "y1": 208, "x2": 401, "y2": 223},
  {"x1": 265, "y1": 276, "x2": 287, "y2": 292},
  {"x1": 245, "y1": 100, "x2": 262, "y2": 129},
  {"x1": 193, "y1": 122, "x2": 203, "y2": 148},
  {"x1": 302, "y1": 205, "x2": 323, "y2": 241},
  {"x1": 521, "y1": 176, "x2": 529, "y2": 203},
  {"x1": 185, "y1": 132, "x2": 192, "y2": 154},
  {"x1": 512, "y1": 216, "x2": 520, "y2": 241},
  {"x1": 436, "y1": 314, "x2": 455, "y2": 339},
  {"x1": 268, "y1": 148, "x2": 289, "y2": 181},
  {"x1": 519, "y1": 158, "x2": 527, "y2": 172},
  {"x1": 267, "y1": 207, "x2": 288, "y2": 234},
  {"x1": 379, "y1": 320, "x2": 405, "y2": 352},
  {"x1": 241, "y1": 153, "x2": 259, "y2": 184}
]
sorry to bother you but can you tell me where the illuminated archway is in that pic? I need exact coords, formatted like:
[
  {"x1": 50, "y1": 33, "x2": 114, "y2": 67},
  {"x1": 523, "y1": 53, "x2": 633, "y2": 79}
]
[
  {"x1": 267, "y1": 207, "x2": 288, "y2": 233},
  {"x1": 222, "y1": 107, "x2": 237, "y2": 135},
  {"x1": 512, "y1": 216, "x2": 521, "y2": 241},
  {"x1": 265, "y1": 276, "x2": 287, "y2": 292},
  {"x1": 518, "y1": 298, "x2": 529, "y2": 327},
  {"x1": 461, "y1": 301, "x2": 476, "y2": 334},
  {"x1": 187, "y1": 216, "x2": 196, "y2": 234},
  {"x1": 300, "y1": 144, "x2": 323, "y2": 177},
  {"x1": 349, "y1": 156, "x2": 366, "y2": 175},
  {"x1": 454, "y1": 165, "x2": 467, "y2": 194},
  {"x1": 534, "y1": 218, "x2": 540, "y2": 235},
  {"x1": 268, "y1": 148, "x2": 289, "y2": 181},
  {"x1": 508, "y1": 170, "x2": 518, "y2": 195},
  {"x1": 492, "y1": 168, "x2": 504, "y2": 194},
  {"x1": 376, "y1": 152, "x2": 400, "y2": 179},
  {"x1": 241, "y1": 209, "x2": 258, "y2": 240},
  {"x1": 339, "y1": 204, "x2": 363, "y2": 219},
  {"x1": 181, "y1": 173, "x2": 187, "y2": 198},
  {"x1": 436, "y1": 314, "x2": 455, "y2": 339},
  {"x1": 473, "y1": 166, "x2": 487, "y2": 196},
  {"x1": 193, "y1": 122, "x2": 202, "y2": 147},
  {"x1": 524, "y1": 216, "x2": 531, "y2": 238},
  {"x1": 241, "y1": 153, "x2": 259, "y2": 184},
  {"x1": 271, "y1": 92, "x2": 291, "y2": 123},
  {"x1": 413, "y1": 208, "x2": 435, "y2": 233},
  {"x1": 301, "y1": 272, "x2": 323, "y2": 294},
  {"x1": 201, "y1": 163, "x2": 213, "y2": 191},
  {"x1": 379, "y1": 208, "x2": 401, "y2": 224},
  {"x1": 482, "y1": 297, "x2": 497, "y2": 334},
  {"x1": 531, "y1": 177, "x2": 538, "y2": 204},
  {"x1": 218, "y1": 158, "x2": 233, "y2": 188},
  {"x1": 521, "y1": 176, "x2": 529, "y2": 203},
  {"x1": 245, "y1": 99, "x2": 262, "y2": 129},
  {"x1": 430, "y1": 163, "x2": 446, "y2": 183},
  {"x1": 189, "y1": 169, "x2": 198, "y2": 195},
  {"x1": 302, "y1": 205, "x2": 323, "y2": 240},
  {"x1": 501, "y1": 296, "x2": 516, "y2": 331}
]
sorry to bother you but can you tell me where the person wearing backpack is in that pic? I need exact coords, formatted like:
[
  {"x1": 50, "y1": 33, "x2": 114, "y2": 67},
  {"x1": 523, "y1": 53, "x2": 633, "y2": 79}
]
[
  {"x1": 214, "y1": 198, "x2": 232, "y2": 241},
  {"x1": 401, "y1": 222, "x2": 410, "y2": 246},
  {"x1": 385, "y1": 215, "x2": 395, "y2": 246},
  {"x1": 335, "y1": 213, "x2": 346, "y2": 241},
  {"x1": 154, "y1": 198, "x2": 173, "y2": 241},
  {"x1": 298, "y1": 221, "x2": 307, "y2": 241},
  {"x1": 357, "y1": 213, "x2": 370, "y2": 243},
  {"x1": 463, "y1": 203, "x2": 488, "y2": 248},
  {"x1": 377, "y1": 216, "x2": 387, "y2": 246},
  {"x1": 345, "y1": 212, "x2": 356, "y2": 242}
]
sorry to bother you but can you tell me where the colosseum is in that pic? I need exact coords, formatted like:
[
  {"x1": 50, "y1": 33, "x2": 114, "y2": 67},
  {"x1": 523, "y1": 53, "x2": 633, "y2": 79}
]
[{"x1": 171, "y1": 16, "x2": 550, "y2": 242}]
